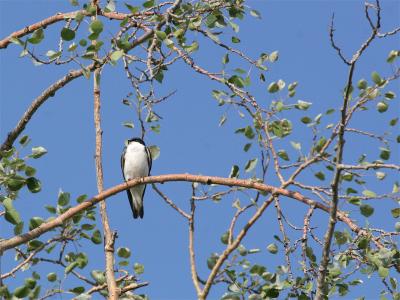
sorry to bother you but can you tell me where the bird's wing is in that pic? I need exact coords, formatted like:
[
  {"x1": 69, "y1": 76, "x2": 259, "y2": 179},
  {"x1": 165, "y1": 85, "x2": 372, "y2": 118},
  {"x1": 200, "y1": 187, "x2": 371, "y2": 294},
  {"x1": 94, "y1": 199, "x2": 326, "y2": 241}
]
[
  {"x1": 140, "y1": 146, "x2": 153, "y2": 205},
  {"x1": 146, "y1": 146, "x2": 153, "y2": 175},
  {"x1": 121, "y1": 146, "x2": 127, "y2": 180},
  {"x1": 121, "y1": 146, "x2": 136, "y2": 216}
]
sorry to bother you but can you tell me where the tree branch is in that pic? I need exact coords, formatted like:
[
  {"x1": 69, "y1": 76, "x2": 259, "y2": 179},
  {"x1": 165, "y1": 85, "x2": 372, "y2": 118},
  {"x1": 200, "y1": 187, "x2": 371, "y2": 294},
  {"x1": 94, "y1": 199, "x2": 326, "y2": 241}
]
[
  {"x1": 92, "y1": 3, "x2": 118, "y2": 297},
  {"x1": 0, "y1": 174, "x2": 383, "y2": 255}
]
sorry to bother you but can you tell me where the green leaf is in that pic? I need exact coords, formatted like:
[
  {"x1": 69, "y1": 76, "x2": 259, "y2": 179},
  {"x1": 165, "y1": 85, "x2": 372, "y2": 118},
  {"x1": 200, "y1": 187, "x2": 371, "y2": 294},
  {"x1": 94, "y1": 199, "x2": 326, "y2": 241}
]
[
  {"x1": 231, "y1": 36, "x2": 240, "y2": 43},
  {"x1": 228, "y1": 75, "x2": 245, "y2": 88},
  {"x1": 245, "y1": 158, "x2": 258, "y2": 172},
  {"x1": 267, "y1": 82, "x2": 279, "y2": 93},
  {"x1": 70, "y1": 287, "x2": 85, "y2": 294},
  {"x1": 243, "y1": 143, "x2": 251, "y2": 152},
  {"x1": 376, "y1": 171, "x2": 386, "y2": 180},
  {"x1": 387, "y1": 50, "x2": 398, "y2": 63},
  {"x1": 28, "y1": 240, "x2": 44, "y2": 251},
  {"x1": 58, "y1": 190, "x2": 70, "y2": 206},
  {"x1": 14, "y1": 222, "x2": 23, "y2": 235},
  {"x1": 390, "y1": 277, "x2": 397, "y2": 290},
  {"x1": 46, "y1": 50, "x2": 62, "y2": 60},
  {"x1": 61, "y1": 28, "x2": 75, "y2": 41},
  {"x1": 362, "y1": 190, "x2": 376, "y2": 198},
  {"x1": 314, "y1": 172, "x2": 325, "y2": 181},
  {"x1": 117, "y1": 247, "x2": 131, "y2": 258},
  {"x1": 19, "y1": 135, "x2": 29, "y2": 146},
  {"x1": 360, "y1": 204, "x2": 374, "y2": 217},
  {"x1": 79, "y1": 39, "x2": 87, "y2": 47},
  {"x1": 220, "y1": 232, "x2": 229, "y2": 244},
  {"x1": 334, "y1": 231, "x2": 347, "y2": 245},
  {"x1": 377, "y1": 101, "x2": 388, "y2": 113},
  {"x1": 357, "y1": 79, "x2": 368, "y2": 89},
  {"x1": 45, "y1": 205, "x2": 57, "y2": 214},
  {"x1": 357, "y1": 237, "x2": 369, "y2": 249},
  {"x1": 65, "y1": 261, "x2": 79, "y2": 274},
  {"x1": 222, "y1": 53, "x2": 229, "y2": 64},
  {"x1": 267, "y1": 243, "x2": 278, "y2": 254},
  {"x1": 13, "y1": 286, "x2": 30, "y2": 298},
  {"x1": 26, "y1": 177, "x2": 41, "y2": 193},
  {"x1": 390, "y1": 118, "x2": 398, "y2": 126},
  {"x1": 342, "y1": 172, "x2": 353, "y2": 181},
  {"x1": 10, "y1": 37, "x2": 24, "y2": 46},
  {"x1": 207, "y1": 253, "x2": 219, "y2": 269},
  {"x1": 134, "y1": 262, "x2": 145, "y2": 274},
  {"x1": 395, "y1": 222, "x2": 400, "y2": 232},
  {"x1": 301, "y1": 116, "x2": 312, "y2": 124},
  {"x1": 229, "y1": 165, "x2": 239, "y2": 178},
  {"x1": 184, "y1": 41, "x2": 199, "y2": 53},
  {"x1": 250, "y1": 9, "x2": 261, "y2": 19},
  {"x1": 122, "y1": 121, "x2": 134, "y2": 128},
  {"x1": 349, "y1": 197, "x2": 361, "y2": 206},
  {"x1": 148, "y1": 145, "x2": 160, "y2": 160},
  {"x1": 3, "y1": 198, "x2": 21, "y2": 225},
  {"x1": 110, "y1": 50, "x2": 124, "y2": 62},
  {"x1": 244, "y1": 126, "x2": 255, "y2": 139},
  {"x1": 277, "y1": 150, "x2": 289, "y2": 161},
  {"x1": 28, "y1": 28, "x2": 44, "y2": 44},
  {"x1": 90, "y1": 270, "x2": 106, "y2": 284},
  {"x1": 77, "y1": 194, "x2": 88, "y2": 203},
  {"x1": 119, "y1": 260, "x2": 129, "y2": 267},
  {"x1": 295, "y1": 100, "x2": 312, "y2": 110},
  {"x1": 250, "y1": 265, "x2": 266, "y2": 276},
  {"x1": 91, "y1": 230, "x2": 102, "y2": 244},
  {"x1": 24, "y1": 277, "x2": 36, "y2": 289},
  {"x1": 155, "y1": 30, "x2": 167, "y2": 40},
  {"x1": 47, "y1": 273, "x2": 57, "y2": 282},
  {"x1": 125, "y1": 3, "x2": 139, "y2": 13},
  {"x1": 290, "y1": 141, "x2": 301, "y2": 150},
  {"x1": 29, "y1": 217, "x2": 44, "y2": 230},
  {"x1": 31, "y1": 146, "x2": 47, "y2": 159},
  {"x1": 269, "y1": 51, "x2": 279, "y2": 62},
  {"x1": 371, "y1": 71, "x2": 382, "y2": 84},
  {"x1": 391, "y1": 208, "x2": 400, "y2": 218},
  {"x1": 89, "y1": 20, "x2": 103, "y2": 34},
  {"x1": 378, "y1": 266, "x2": 389, "y2": 278},
  {"x1": 75, "y1": 12, "x2": 84, "y2": 22},
  {"x1": 385, "y1": 91, "x2": 396, "y2": 100},
  {"x1": 379, "y1": 147, "x2": 390, "y2": 160},
  {"x1": 143, "y1": 0, "x2": 155, "y2": 8},
  {"x1": 395, "y1": 182, "x2": 400, "y2": 193},
  {"x1": 7, "y1": 176, "x2": 25, "y2": 191},
  {"x1": 268, "y1": 119, "x2": 292, "y2": 138}
]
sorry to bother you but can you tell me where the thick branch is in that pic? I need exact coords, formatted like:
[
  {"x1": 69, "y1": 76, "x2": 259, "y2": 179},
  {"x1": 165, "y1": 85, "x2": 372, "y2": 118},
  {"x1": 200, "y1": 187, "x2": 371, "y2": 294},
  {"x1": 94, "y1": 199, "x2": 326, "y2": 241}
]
[
  {"x1": 0, "y1": 174, "x2": 376, "y2": 257},
  {"x1": 91, "y1": 3, "x2": 118, "y2": 297},
  {"x1": 315, "y1": 63, "x2": 356, "y2": 300},
  {"x1": 0, "y1": 9, "x2": 157, "y2": 49}
]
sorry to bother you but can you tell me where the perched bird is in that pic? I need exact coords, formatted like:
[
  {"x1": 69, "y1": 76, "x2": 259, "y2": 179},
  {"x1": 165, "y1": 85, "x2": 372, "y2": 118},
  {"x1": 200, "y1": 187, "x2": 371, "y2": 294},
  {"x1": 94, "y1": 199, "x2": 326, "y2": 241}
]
[{"x1": 121, "y1": 137, "x2": 152, "y2": 219}]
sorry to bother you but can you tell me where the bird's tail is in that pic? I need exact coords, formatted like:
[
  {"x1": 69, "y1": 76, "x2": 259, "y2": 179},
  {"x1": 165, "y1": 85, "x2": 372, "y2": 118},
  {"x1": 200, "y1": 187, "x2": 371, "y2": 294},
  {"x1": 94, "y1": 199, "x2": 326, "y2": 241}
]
[{"x1": 128, "y1": 187, "x2": 144, "y2": 219}]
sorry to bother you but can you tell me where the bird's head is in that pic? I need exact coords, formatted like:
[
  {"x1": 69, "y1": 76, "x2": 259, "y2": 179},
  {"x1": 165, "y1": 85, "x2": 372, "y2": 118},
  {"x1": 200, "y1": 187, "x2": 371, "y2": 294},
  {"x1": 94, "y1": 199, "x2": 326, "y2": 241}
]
[{"x1": 127, "y1": 137, "x2": 146, "y2": 146}]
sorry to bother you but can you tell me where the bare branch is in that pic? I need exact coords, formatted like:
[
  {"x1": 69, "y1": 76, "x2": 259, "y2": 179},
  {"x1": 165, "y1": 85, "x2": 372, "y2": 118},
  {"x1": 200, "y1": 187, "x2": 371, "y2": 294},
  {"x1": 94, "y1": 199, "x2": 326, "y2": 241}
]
[
  {"x1": 329, "y1": 14, "x2": 351, "y2": 65},
  {"x1": 189, "y1": 185, "x2": 202, "y2": 296},
  {"x1": 152, "y1": 184, "x2": 190, "y2": 219}
]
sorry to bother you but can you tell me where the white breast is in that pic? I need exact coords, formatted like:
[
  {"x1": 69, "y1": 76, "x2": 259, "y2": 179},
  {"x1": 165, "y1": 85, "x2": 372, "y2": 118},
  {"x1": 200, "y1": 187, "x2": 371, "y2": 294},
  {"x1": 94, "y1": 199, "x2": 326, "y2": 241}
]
[{"x1": 124, "y1": 142, "x2": 149, "y2": 180}]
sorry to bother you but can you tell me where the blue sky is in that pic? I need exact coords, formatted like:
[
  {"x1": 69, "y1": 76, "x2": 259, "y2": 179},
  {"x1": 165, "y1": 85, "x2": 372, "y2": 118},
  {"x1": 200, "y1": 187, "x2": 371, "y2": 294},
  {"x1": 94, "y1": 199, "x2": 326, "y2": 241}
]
[{"x1": 0, "y1": 0, "x2": 399, "y2": 299}]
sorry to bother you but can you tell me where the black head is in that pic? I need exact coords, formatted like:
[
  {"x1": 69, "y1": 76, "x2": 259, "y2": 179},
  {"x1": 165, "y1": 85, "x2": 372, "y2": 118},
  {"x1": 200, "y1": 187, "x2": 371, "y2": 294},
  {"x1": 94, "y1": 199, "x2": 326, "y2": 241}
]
[{"x1": 127, "y1": 137, "x2": 146, "y2": 146}]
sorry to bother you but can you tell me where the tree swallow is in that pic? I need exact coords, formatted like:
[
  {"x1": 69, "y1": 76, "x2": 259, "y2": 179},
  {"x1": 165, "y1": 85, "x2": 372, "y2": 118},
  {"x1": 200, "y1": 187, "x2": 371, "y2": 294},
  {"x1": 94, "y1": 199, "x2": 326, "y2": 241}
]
[{"x1": 121, "y1": 137, "x2": 152, "y2": 219}]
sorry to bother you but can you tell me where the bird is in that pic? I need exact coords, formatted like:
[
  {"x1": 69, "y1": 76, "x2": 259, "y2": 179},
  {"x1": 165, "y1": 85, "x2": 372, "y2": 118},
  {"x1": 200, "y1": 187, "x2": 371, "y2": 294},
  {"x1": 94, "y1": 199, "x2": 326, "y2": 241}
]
[{"x1": 121, "y1": 137, "x2": 152, "y2": 219}]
